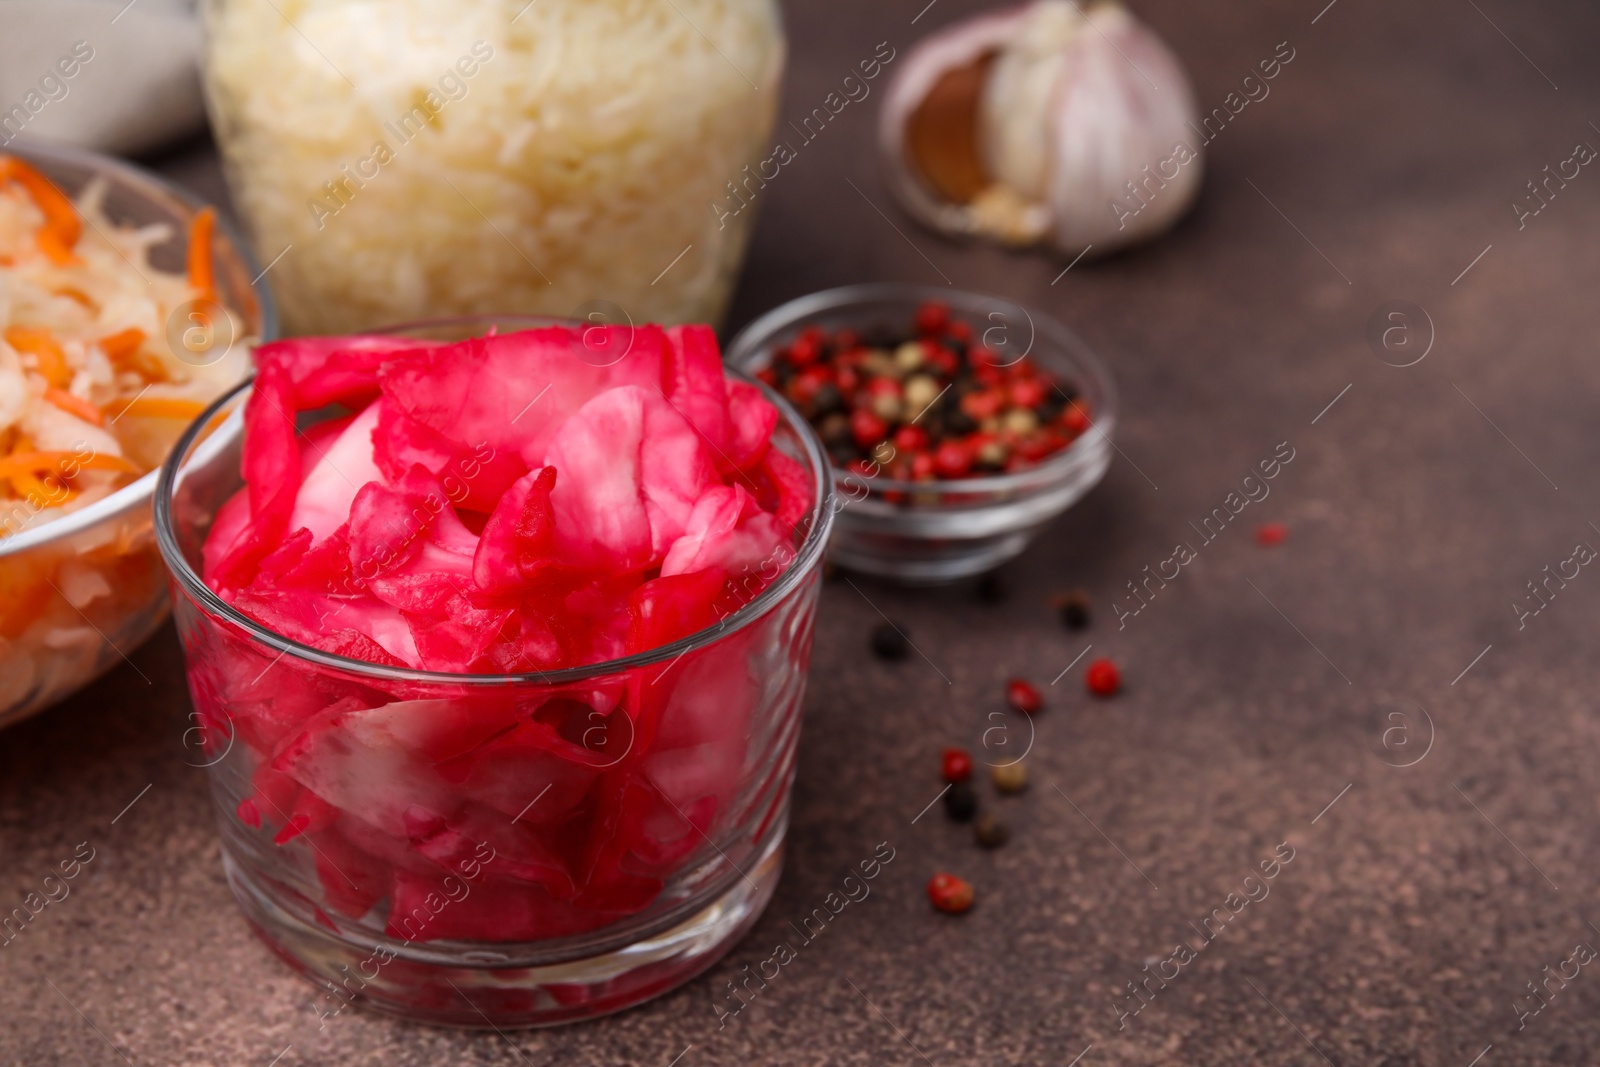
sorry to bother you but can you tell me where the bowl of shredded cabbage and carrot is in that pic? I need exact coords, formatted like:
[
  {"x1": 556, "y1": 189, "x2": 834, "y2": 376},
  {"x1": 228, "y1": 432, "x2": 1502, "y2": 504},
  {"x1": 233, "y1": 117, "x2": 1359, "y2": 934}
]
[{"x1": 0, "y1": 142, "x2": 273, "y2": 727}]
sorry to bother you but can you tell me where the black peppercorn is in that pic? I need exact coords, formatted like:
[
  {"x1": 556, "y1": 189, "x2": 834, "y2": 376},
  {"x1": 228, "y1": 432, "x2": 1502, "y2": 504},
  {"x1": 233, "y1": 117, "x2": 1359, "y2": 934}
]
[
  {"x1": 870, "y1": 622, "x2": 910, "y2": 661},
  {"x1": 1055, "y1": 590, "x2": 1091, "y2": 630},
  {"x1": 810, "y1": 383, "x2": 844, "y2": 417},
  {"x1": 944, "y1": 782, "x2": 978, "y2": 822},
  {"x1": 973, "y1": 814, "x2": 1009, "y2": 849},
  {"x1": 819, "y1": 412, "x2": 852, "y2": 448}
]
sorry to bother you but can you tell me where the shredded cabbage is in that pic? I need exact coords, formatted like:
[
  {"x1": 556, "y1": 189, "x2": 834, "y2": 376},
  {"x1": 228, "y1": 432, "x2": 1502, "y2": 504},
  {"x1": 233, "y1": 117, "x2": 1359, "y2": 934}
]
[{"x1": 203, "y1": 0, "x2": 784, "y2": 333}]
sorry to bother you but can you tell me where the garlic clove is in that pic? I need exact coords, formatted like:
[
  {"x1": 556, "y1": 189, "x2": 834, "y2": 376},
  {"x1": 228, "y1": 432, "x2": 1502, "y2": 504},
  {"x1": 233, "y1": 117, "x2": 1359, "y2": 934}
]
[
  {"x1": 978, "y1": 0, "x2": 1085, "y2": 204},
  {"x1": 880, "y1": 0, "x2": 1203, "y2": 257}
]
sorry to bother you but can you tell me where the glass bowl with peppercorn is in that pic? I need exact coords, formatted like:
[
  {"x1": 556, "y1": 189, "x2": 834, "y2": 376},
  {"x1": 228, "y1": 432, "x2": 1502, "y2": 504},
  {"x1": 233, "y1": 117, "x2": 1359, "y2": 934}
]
[{"x1": 727, "y1": 284, "x2": 1114, "y2": 582}]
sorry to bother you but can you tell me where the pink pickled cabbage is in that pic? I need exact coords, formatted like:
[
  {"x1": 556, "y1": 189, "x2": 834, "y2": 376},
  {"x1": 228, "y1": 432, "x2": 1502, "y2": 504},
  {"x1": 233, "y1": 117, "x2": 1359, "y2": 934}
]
[
  {"x1": 193, "y1": 324, "x2": 810, "y2": 943},
  {"x1": 207, "y1": 324, "x2": 801, "y2": 671}
]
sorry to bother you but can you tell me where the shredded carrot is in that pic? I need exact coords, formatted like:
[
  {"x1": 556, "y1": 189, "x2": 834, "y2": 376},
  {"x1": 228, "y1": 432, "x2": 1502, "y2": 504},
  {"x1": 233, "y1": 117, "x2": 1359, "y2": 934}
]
[
  {"x1": 55, "y1": 286, "x2": 97, "y2": 309},
  {"x1": 0, "y1": 450, "x2": 138, "y2": 480},
  {"x1": 97, "y1": 327, "x2": 169, "y2": 382},
  {"x1": 109, "y1": 396, "x2": 207, "y2": 422},
  {"x1": 0, "y1": 155, "x2": 81, "y2": 265},
  {"x1": 4, "y1": 326, "x2": 72, "y2": 388},
  {"x1": 43, "y1": 388, "x2": 105, "y2": 427},
  {"x1": 8, "y1": 470, "x2": 76, "y2": 505},
  {"x1": 188, "y1": 206, "x2": 217, "y2": 300},
  {"x1": 97, "y1": 327, "x2": 146, "y2": 362}
]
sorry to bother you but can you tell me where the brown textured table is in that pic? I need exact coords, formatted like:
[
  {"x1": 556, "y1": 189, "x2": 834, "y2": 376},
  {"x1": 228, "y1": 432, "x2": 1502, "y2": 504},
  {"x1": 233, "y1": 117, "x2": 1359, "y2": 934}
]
[{"x1": 6, "y1": 1, "x2": 1600, "y2": 1063}]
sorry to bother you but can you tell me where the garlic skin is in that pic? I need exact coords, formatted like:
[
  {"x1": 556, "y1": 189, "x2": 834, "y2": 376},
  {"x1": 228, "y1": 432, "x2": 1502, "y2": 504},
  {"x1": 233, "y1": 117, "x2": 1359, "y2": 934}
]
[{"x1": 883, "y1": 0, "x2": 1203, "y2": 257}]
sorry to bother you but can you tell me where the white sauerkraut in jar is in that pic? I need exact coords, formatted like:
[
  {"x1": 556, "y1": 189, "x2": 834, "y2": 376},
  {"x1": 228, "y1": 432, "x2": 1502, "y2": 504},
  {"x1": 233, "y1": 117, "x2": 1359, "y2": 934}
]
[{"x1": 203, "y1": 0, "x2": 784, "y2": 334}]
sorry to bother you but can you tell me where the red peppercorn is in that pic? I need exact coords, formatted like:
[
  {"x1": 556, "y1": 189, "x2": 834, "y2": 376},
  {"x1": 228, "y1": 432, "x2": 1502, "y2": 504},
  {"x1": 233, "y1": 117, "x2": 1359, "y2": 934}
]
[
  {"x1": 1009, "y1": 377, "x2": 1048, "y2": 409},
  {"x1": 926, "y1": 873, "x2": 974, "y2": 914},
  {"x1": 1015, "y1": 431, "x2": 1055, "y2": 462},
  {"x1": 933, "y1": 440, "x2": 972, "y2": 479},
  {"x1": 786, "y1": 365, "x2": 833, "y2": 408},
  {"x1": 910, "y1": 449, "x2": 937, "y2": 480},
  {"x1": 948, "y1": 319, "x2": 974, "y2": 344},
  {"x1": 788, "y1": 332, "x2": 821, "y2": 368},
  {"x1": 915, "y1": 301, "x2": 950, "y2": 336},
  {"x1": 928, "y1": 347, "x2": 959, "y2": 375},
  {"x1": 866, "y1": 376, "x2": 902, "y2": 401},
  {"x1": 756, "y1": 367, "x2": 777, "y2": 386},
  {"x1": 1006, "y1": 678, "x2": 1043, "y2": 714},
  {"x1": 1086, "y1": 657, "x2": 1120, "y2": 696},
  {"x1": 1256, "y1": 522, "x2": 1288, "y2": 547},
  {"x1": 941, "y1": 747, "x2": 973, "y2": 783},
  {"x1": 893, "y1": 425, "x2": 929, "y2": 452},
  {"x1": 851, "y1": 408, "x2": 887, "y2": 450},
  {"x1": 836, "y1": 364, "x2": 860, "y2": 396},
  {"x1": 1062, "y1": 402, "x2": 1091, "y2": 436},
  {"x1": 1034, "y1": 429, "x2": 1069, "y2": 460},
  {"x1": 835, "y1": 328, "x2": 860, "y2": 351},
  {"x1": 960, "y1": 389, "x2": 1005, "y2": 421}
]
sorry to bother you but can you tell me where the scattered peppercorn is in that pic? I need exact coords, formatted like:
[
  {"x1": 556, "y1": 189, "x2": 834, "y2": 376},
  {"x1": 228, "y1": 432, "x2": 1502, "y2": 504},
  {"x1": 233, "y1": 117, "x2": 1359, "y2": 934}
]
[
  {"x1": 1006, "y1": 678, "x2": 1043, "y2": 715},
  {"x1": 870, "y1": 622, "x2": 910, "y2": 660},
  {"x1": 990, "y1": 761, "x2": 1029, "y2": 795},
  {"x1": 756, "y1": 301, "x2": 1089, "y2": 482},
  {"x1": 942, "y1": 747, "x2": 974, "y2": 783},
  {"x1": 1053, "y1": 589, "x2": 1091, "y2": 630},
  {"x1": 927, "y1": 872, "x2": 974, "y2": 914},
  {"x1": 977, "y1": 572, "x2": 1007, "y2": 603},
  {"x1": 1086, "y1": 657, "x2": 1121, "y2": 696},
  {"x1": 944, "y1": 781, "x2": 979, "y2": 822},
  {"x1": 973, "y1": 814, "x2": 1010, "y2": 849},
  {"x1": 1256, "y1": 522, "x2": 1288, "y2": 547}
]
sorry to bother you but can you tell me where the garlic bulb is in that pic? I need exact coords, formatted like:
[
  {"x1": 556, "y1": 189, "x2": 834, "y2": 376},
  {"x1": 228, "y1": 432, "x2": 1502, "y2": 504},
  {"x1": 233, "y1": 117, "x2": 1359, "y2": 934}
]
[{"x1": 881, "y1": 0, "x2": 1203, "y2": 256}]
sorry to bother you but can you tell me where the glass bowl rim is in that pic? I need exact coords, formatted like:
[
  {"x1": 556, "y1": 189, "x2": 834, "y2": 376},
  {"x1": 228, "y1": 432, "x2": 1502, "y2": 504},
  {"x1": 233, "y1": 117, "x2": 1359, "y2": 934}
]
[
  {"x1": 725, "y1": 282, "x2": 1118, "y2": 497},
  {"x1": 0, "y1": 139, "x2": 277, "y2": 560},
  {"x1": 152, "y1": 316, "x2": 836, "y2": 687}
]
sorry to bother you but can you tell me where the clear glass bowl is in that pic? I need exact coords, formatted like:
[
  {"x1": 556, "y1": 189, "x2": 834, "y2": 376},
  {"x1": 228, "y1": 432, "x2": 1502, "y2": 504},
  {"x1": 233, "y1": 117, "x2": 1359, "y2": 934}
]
[
  {"x1": 153, "y1": 317, "x2": 834, "y2": 1028},
  {"x1": 0, "y1": 142, "x2": 274, "y2": 729},
  {"x1": 726, "y1": 284, "x2": 1116, "y2": 583}
]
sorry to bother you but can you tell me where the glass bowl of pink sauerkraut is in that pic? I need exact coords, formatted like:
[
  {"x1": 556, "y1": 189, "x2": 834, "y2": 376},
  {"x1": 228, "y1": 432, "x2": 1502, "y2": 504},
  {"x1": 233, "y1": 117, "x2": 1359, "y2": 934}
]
[{"x1": 154, "y1": 315, "x2": 832, "y2": 1027}]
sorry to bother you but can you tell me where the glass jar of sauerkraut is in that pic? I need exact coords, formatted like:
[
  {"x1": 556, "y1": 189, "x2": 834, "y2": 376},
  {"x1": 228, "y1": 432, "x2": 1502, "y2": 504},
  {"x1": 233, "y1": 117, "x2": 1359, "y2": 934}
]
[{"x1": 201, "y1": 0, "x2": 785, "y2": 335}]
